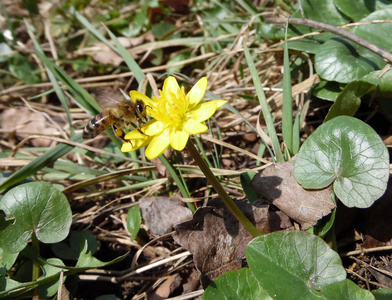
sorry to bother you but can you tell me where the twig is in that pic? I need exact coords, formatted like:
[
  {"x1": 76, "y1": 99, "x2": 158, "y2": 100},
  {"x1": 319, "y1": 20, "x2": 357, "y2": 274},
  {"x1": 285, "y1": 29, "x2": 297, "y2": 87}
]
[
  {"x1": 340, "y1": 245, "x2": 392, "y2": 257},
  {"x1": 265, "y1": 17, "x2": 392, "y2": 63}
]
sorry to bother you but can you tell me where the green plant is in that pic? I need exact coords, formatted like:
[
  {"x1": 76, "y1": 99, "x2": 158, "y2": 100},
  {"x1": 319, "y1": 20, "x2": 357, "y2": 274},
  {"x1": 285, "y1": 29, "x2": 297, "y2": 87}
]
[{"x1": 0, "y1": 182, "x2": 126, "y2": 298}]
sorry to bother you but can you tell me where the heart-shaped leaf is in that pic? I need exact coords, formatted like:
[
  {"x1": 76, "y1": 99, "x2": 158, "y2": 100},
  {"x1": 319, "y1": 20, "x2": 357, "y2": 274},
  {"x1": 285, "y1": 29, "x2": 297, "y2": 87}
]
[
  {"x1": 315, "y1": 37, "x2": 386, "y2": 83},
  {"x1": 294, "y1": 116, "x2": 389, "y2": 208},
  {"x1": 290, "y1": 0, "x2": 349, "y2": 35},
  {"x1": 52, "y1": 231, "x2": 98, "y2": 261},
  {"x1": 334, "y1": 0, "x2": 390, "y2": 21},
  {"x1": 203, "y1": 268, "x2": 272, "y2": 300},
  {"x1": 324, "y1": 72, "x2": 379, "y2": 122},
  {"x1": 353, "y1": 8, "x2": 392, "y2": 50},
  {"x1": 321, "y1": 279, "x2": 375, "y2": 299},
  {"x1": 246, "y1": 231, "x2": 346, "y2": 299},
  {"x1": 0, "y1": 182, "x2": 72, "y2": 253}
]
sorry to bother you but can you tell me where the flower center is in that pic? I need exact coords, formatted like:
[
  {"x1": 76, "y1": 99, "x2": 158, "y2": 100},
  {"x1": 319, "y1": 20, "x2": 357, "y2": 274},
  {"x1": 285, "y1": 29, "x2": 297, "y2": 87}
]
[{"x1": 150, "y1": 88, "x2": 188, "y2": 128}]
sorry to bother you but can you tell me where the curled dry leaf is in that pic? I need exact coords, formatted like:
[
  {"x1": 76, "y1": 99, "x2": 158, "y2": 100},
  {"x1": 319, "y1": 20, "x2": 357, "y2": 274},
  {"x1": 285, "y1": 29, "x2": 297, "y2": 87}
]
[
  {"x1": 139, "y1": 196, "x2": 193, "y2": 236},
  {"x1": 250, "y1": 157, "x2": 335, "y2": 229},
  {"x1": 173, "y1": 198, "x2": 292, "y2": 286}
]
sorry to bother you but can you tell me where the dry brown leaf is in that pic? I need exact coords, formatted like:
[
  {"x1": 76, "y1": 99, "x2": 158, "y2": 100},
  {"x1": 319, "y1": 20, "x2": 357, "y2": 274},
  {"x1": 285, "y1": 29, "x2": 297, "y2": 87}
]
[
  {"x1": 139, "y1": 196, "x2": 193, "y2": 236},
  {"x1": 173, "y1": 198, "x2": 291, "y2": 287},
  {"x1": 1, "y1": 107, "x2": 58, "y2": 147},
  {"x1": 250, "y1": 157, "x2": 335, "y2": 229},
  {"x1": 147, "y1": 274, "x2": 181, "y2": 300}
]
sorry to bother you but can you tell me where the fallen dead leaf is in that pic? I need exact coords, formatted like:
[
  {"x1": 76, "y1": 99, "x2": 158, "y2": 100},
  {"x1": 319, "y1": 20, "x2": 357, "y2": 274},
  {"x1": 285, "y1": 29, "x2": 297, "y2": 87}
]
[
  {"x1": 250, "y1": 157, "x2": 335, "y2": 229},
  {"x1": 148, "y1": 274, "x2": 181, "y2": 300},
  {"x1": 173, "y1": 198, "x2": 291, "y2": 286},
  {"x1": 139, "y1": 196, "x2": 193, "y2": 236},
  {"x1": 1, "y1": 107, "x2": 58, "y2": 147}
]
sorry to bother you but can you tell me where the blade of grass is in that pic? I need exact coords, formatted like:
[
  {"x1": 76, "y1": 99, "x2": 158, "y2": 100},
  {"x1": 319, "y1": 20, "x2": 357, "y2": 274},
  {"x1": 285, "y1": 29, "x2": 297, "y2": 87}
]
[
  {"x1": 0, "y1": 134, "x2": 84, "y2": 193},
  {"x1": 25, "y1": 20, "x2": 75, "y2": 135},
  {"x1": 243, "y1": 42, "x2": 284, "y2": 162},
  {"x1": 292, "y1": 112, "x2": 300, "y2": 155},
  {"x1": 73, "y1": 10, "x2": 145, "y2": 84},
  {"x1": 282, "y1": 23, "x2": 293, "y2": 155},
  {"x1": 103, "y1": 24, "x2": 145, "y2": 84}
]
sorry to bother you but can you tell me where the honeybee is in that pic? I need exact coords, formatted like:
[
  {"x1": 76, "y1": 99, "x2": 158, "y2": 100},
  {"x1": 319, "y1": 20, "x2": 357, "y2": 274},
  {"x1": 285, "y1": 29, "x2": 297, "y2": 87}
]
[{"x1": 82, "y1": 97, "x2": 149, "y2": 142}]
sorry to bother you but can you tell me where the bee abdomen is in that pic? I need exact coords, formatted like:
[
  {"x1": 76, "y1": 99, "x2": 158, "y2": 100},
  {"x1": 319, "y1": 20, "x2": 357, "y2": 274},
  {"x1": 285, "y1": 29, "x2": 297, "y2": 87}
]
[{"x1": 82, "y1": 111, "x2": 113, "y2": 139}]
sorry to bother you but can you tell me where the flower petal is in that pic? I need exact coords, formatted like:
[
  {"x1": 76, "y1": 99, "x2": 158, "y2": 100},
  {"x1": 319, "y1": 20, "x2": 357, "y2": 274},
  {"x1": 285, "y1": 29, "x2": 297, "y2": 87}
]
[
  {"x1": 189, "y1": 100, "x2": 227, "y2": 122},
  {"x1": 183, "y1": 118, "x2": 208, "y2": 134},
  {"x1": 162, "y1": 76, "x2": 180, "y2": 100},
  {"x1": 187, "y1": 77, "x2": 207, "y2": 108},
  {"x1": 129, "y1": 91, "x2": 154, "y2": 108},
  {"x1": 145, "y1": 129, "x2": 170, "y2": 159},
  {"x1": 121, "y1": 135, "x2": 151, "y2": 152},
  {"x1": 143, "y1": 120, "x2": 164, "y2": 136},
  {"x1": 121, "y1": 142, "x2": 134, "y2": 152},
  {"x1": 170, "y1": 128, "x2": 189, "y2": 151},
  {"x1": 124, "y1": 129, "x2": 145, "y2": 140}
]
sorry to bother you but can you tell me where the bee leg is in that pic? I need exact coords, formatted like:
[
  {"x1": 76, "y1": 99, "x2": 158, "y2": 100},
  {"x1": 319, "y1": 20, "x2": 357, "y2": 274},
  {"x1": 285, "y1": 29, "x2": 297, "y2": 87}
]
[
  {"x1": 112, "y1": 125, "x2": 133, "y2": 146},
  {"x1": 130, "y1": 122, "x2": 149, "y2": 136}
]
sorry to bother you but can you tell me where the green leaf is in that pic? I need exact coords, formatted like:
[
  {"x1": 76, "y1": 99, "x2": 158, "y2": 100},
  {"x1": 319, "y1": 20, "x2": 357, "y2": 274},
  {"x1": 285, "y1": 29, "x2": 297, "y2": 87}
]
[
  {"x1": 126, "y1": 205, "x2": 141, "y2": 240},
  {"x1": 203, "y1": 268, "x2": 272, "y2": 300},
  {"x1": 290, "y1": 0, "x2": 349, "y2": 35},
  {"x1": 38, "y1": 258, "x2": 66, "y2": 299},
  {"x1": 0, "y1": 247, "x2": 19, "y2": 270},
  {"x1": 0, "y1": 182, "x2": 72, "y2": 253},
  {"x1": 294, "y1": 116, "x2": 389, "y2": 208},
  {"x1": 353, "y1": 8, "x2": 392, "y2": 49},
  {"x1": 246, "y1": 231, "x2": 346, "y2": 299},
  {"x1": 151, "y1": 22, "x2": 176, "y2": 39},
  {"x1": 334, "y1": 0, "x2": 391, "y2": 21},
  {"x1": 240, "y1": 171, "x2": 259, "y2": 203},
  {"x1": 167, "y1": 53, "x2": 189, "y2": 73},
  {"x1": 321, "y1": 279, "x2": 374, "y2": 299},
  {"x1": 52, "y1": 231, "x2": 98, "y2": 261},
  {"x1": 315, "y1": 37, "x2": 386, "y2": 83},
  {"x1": 372, "y1": 288, "x2": 392, "y2": 299},
  {"x1": 324, "y1": 73, "x2": 379, "y2": 122},
  {"x1": 75, "y1": 238, "x2": 128, "y2": 269},
  {"x1": 312, "y1": 80, "x2": 342, "y2": 102},
  {"x1": 287, "y1": 33, "x2": 334, "y2": 54},
  {"x1": 9, "y1": 53, "x2": 40, "y2": 84}
]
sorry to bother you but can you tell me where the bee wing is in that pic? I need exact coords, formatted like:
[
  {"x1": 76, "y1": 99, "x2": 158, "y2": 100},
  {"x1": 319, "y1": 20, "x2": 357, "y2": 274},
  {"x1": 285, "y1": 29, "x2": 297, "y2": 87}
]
[{"x1": 93, "y1": 89, "x2": 127, "y2": 109}]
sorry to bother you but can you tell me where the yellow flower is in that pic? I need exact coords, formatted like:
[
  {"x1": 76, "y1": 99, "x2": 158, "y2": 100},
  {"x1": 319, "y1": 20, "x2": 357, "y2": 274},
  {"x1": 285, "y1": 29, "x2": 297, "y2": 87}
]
[{"x1": 121, "y1": 76, "x2": 227, "y2": 159}]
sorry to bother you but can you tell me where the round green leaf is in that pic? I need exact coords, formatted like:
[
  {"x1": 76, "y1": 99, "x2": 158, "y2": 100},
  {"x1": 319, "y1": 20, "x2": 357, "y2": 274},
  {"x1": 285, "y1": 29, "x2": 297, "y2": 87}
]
[
  {"x1": 315, "y1": 37, "x2": 386, "y2": 83},
  {"x1": 372, "y1": 288, "x2": 392, "y2": 299},
  {"x1": 203, "y1": 268, "x2": 272, "y2": 300},
  {"x1": 0, "y1": 182, "x2": 72, "y2": 253},
  {"x1": 126, "y1": 205, "x2": 141, "y2": 241},
  {"x1": 312, "y1": 80, "x2": 342, "y2": 102},
  {"x1": 334, "y1": 0, "x2": 390, "y2": 21},
  {"x1": 294, "y1": 116, "x2": 389, "y2": 208},
  {"x1": 246, "y1": 231, "x2": 346, "y2": 299},
  {"x1": 353, "y1": 8, "x2": 392, "y2": 50},
  {"x1": 321, "y1": 279, "x2": 374, "y2": 299},
  {"x1": 290, "y1": 0, "x2": 349, "y2": 35}
]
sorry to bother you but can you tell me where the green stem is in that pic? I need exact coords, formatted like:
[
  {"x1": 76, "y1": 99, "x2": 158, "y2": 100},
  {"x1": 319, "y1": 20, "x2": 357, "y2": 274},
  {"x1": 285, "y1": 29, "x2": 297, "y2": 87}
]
[
  {"x1": 31, "y1": 234, "x2": 40, "y2": 300},
  {"x1": 186, "y1": 138, "x2": 262, "y2": 237}
]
